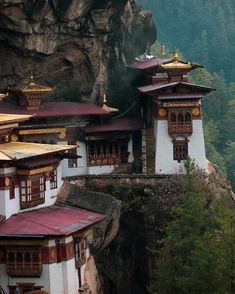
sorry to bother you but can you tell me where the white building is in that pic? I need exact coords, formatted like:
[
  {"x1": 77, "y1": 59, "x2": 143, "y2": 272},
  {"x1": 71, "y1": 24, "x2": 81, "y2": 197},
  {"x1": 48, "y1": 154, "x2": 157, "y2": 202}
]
[{"x1": 0, "y1": 113, "x2": 105, "y2": 294}]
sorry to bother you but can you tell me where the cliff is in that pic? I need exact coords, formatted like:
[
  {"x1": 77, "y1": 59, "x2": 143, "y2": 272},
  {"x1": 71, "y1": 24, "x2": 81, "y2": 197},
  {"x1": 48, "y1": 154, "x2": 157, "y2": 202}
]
[{"x1": 0, "y1": 0, "x2": 156, "y2": 105}]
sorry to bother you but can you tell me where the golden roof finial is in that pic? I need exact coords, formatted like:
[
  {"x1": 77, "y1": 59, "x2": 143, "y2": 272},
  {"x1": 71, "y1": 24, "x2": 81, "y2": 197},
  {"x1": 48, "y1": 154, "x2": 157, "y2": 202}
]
[
  {"x1": 161, "y1": 44, "x2": 166, "y2": 56},
  {"x1": 173, "y1": 48, "x2": 179, "y2": 61},
  {"x1": 29, "y1": 74, "x2": 36, "y2": 86}
]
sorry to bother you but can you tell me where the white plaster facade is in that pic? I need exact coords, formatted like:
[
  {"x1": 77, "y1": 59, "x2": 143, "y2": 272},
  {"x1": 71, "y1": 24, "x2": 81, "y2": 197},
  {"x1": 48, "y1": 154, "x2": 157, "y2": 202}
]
[
  {"x1": 0, "y1": 164, "x2": 63, "y2": 220},
  {"x1": 60, "y1": 136, "x2": 134, "y2": 177},
  {"x1": 0, "y1": 236, "x2": 91, "y2": 294},
  {"x1": 155, "y1": 119, "x2": 207, "y2": 174}
]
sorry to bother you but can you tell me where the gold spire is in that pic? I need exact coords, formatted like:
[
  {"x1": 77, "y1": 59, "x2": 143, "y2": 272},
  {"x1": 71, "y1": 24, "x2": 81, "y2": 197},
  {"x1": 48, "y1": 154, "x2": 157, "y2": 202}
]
[
  {"x1": 161, "y1": 45, "x2": 166, "y2": 56},
  {"x1": 173, "y1": 48, "x2": 179, "y2": 61},
  {"x1": 102, "y1": 94, "x2": 119, "y2": 113},
  {"x1": 161, "y1": 47, "x2": 193, "y2": 70},
  {"x1": 29, "y1": 74, "x2": 36, "y2": 86}
]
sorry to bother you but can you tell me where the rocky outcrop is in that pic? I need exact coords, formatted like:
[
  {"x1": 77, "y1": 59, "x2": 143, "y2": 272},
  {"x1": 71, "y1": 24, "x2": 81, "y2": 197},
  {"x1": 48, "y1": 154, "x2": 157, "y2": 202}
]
[
  {"x1": 0, "y1": 0, "x2": 156, "y2": 105},
  {"x1": 57, "y1": 182, "x2": 121, "y2": 251}
]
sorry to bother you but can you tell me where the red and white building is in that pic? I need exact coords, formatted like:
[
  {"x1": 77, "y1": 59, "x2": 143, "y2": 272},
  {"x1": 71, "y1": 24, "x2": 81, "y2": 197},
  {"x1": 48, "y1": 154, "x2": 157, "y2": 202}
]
[{"x1": 0, "y1": 113, "x2": 105, "y2": 294}]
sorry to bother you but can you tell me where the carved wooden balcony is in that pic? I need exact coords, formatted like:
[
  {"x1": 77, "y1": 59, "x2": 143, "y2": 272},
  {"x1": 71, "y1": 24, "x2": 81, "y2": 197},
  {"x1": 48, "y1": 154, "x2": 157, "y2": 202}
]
[
  {"x1": 88, "y1": 154, "x2": 121, "y2": 166},
  {"x1": 168, "y1": 122, "x2": 192, "y2": 135}
]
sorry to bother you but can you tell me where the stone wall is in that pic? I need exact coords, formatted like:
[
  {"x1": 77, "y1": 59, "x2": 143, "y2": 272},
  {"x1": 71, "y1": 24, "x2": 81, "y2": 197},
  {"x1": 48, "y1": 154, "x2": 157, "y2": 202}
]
[{"x1": 65, "y1": 174, "x2": 167, "y2": 189}]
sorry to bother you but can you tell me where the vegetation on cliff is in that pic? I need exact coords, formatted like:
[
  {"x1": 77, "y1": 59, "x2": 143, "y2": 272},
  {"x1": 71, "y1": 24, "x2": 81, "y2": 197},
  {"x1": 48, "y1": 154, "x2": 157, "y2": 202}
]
[
  {"x1": 84, "y1": 161, "x2": 235, "y2": 294},
  {"x1": 148, "y1": 162, "x2": 235, "y2": 294}
]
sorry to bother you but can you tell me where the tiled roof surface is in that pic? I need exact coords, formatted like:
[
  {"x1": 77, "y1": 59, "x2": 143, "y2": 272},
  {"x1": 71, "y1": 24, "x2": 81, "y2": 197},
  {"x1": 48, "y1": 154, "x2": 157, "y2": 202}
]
[{"x1": 0, "y1": 205, "x2": 105, "y2": 236}]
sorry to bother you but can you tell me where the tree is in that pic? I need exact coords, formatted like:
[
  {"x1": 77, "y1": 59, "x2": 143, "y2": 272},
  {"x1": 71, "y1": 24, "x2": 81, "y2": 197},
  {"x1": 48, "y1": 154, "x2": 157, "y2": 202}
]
[{"x1": 148, "y1": 170, "x2": 235, "y2": 293}]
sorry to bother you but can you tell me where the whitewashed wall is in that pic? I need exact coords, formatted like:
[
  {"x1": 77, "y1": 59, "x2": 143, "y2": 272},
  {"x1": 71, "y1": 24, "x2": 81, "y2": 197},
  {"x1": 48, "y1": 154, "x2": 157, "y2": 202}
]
[
  {"x1": 0, "y1": 164, "x2": 62, "y2": 219},
  {"x1": 155, "y1": 119, "x2": 207, "y2": 174}
]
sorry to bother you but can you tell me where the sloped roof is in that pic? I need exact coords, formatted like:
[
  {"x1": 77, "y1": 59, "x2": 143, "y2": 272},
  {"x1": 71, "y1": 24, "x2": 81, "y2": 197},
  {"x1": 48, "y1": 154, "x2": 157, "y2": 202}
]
[
  {"x1": 0, "y1": 142, "x2": 76, "y2": 161},
  {"x1": 0, "y1": 113, "x2": 32, "y2": 125},
  {"x1": 0, "y1": 102, "x2": 108, "y2": 118},
  {"x1": 0, "y1": 205, "x2": 105, "y2": 237},
  {"x1": 137, "y1": 81, "x2": 214, "y2": 94},
  {"x1": 128, "y1": 58, "x2": 170, "y2": 70}
]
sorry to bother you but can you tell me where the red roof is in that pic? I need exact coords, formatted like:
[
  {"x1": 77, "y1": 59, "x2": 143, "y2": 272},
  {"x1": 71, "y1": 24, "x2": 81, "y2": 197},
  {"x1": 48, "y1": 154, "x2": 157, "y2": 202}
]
[
  {"x1": 137, "y1": 81, "x2": 214, "y2": 94},
  {"x1": 84, "y1": 117, "x2": 144, "y2": 134},
  {"x1": 0, "y1": 102, "x2": 108, "y2": 118},
  {"x1": 128, "y1": 58, "x2": 170, "y2": 70},
  {"x1": 0, "y1": 206, "x2": 105, "y2": 237}
]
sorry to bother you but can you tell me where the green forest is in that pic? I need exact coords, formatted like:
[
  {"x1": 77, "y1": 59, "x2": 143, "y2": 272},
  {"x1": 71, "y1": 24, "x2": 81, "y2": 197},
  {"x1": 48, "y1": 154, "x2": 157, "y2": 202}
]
[
  {"x1": 139, "y1": 0, "x2": 235, "y2": 82},
  {"x1": 138, "y1": 1, "x2": 235, "y2": 190}
]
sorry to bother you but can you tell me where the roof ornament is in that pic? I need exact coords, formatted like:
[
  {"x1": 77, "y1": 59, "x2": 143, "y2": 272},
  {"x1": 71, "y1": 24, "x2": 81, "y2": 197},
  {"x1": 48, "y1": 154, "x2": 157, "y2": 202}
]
[
  {"x1": 173, "y1": 48, "x2": 179, "y2": 61},
  {"x1": 28, "y1": 74, "x2": 36, "y2": 86},
  {"x1": 102, "y1": 94, "x2": 119, "y2": 113}
]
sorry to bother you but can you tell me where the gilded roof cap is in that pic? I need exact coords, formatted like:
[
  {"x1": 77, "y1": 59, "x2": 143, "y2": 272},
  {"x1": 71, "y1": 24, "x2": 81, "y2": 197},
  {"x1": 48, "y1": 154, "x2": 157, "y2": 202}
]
[
  {"x1": 161, "y1": 49, "x2": 195, "y2": 70},
  {"x1": 102, "y1": 94, "x2": 119, "y2": 113},
  {"x1": 10, "y1": 75, "x2": 54, "y2": 94}
]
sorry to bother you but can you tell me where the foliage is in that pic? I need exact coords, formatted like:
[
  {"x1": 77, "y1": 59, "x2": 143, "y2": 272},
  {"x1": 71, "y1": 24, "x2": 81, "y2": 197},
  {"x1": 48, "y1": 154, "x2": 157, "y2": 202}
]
[
  {"x1": 148, "y1": 170, "x2": 235, "y2": 294},
  {"x1": 139, "y1": 0, "x2": 235, "y2": 82}
]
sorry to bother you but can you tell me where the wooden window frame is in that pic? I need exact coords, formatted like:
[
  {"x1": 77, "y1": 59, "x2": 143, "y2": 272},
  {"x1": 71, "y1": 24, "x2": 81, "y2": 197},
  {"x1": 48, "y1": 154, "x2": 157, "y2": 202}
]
[
  {"x1": 168, "y1": 109, "x2": 192, "y2": 135},
  {"x1": 19, "y1": 174, "x2": 45, "y2": 209},
  {"x1": 87, "y1": 140, "x2": 123, "y2": 166},
  {"x1": 50, "y1": 167, "x2": 57, "y2": 189},
  {"x1": 9, "y1": 177, "x2": 16, "y2": 200},
  {"x1": 173, "y1": 139, "x2": 188, "y2": 161},
  {"x1": 6, "y1": 247, "x2": 42, "y2": 277},
  {"x1": 74, "y1": 239, "x2": 86, "y2": 268}
]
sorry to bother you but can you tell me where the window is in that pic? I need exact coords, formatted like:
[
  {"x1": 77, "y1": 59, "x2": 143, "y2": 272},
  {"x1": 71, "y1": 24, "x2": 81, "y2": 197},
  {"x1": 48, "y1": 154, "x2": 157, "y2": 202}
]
[
  {"x1": 50, "y1": 168, "x2": 57, "y2": 189},
  {"x1": 168, "y1": 109, "x2": 192, "y2": 134},
  {"x1": 74, "y1": 239, "x2": 86, "y2": 268},
  {"x1": 9, "y1": 178, "x2": 16, "y2": 200},
  {"x1": 173, "y1": 139, "x2": 188, "y2": 161},
  {"x1": 6, "y1": 247, "x2": 42, "y2": 277},
  {"x1": 87, "y1": 140, "x2": 124, "y2": 166},
  {"x1": 20, "y1": 175, "x2": 45, "y2": 209},
  {"x1": 9, "y1": 284, "x2": 43, "y2": 294}
]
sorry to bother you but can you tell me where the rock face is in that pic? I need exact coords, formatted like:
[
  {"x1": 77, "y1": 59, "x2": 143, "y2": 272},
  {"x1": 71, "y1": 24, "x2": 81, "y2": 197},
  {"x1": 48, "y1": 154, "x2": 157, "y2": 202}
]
[
  {"x1": 0, "y1": 0, "x2": 156, "y2": 104},
  {"x1": 57, "y1": 182, "x2": 121, "y2": 251}
]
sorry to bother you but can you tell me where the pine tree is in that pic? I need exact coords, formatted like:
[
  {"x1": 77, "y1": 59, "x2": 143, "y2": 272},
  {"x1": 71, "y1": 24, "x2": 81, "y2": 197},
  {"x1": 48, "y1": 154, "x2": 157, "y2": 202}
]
[{"x1": 148, "y1": 168, "x2": 235, "y2": 293}]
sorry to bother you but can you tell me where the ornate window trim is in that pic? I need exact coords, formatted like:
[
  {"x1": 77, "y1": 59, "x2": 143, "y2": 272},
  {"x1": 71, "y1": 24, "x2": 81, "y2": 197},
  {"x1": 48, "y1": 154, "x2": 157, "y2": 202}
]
[
  {"x1": 168, "y1": 109, "x2": 192, "y2": 135},
  {"x1": 173, "y1": 139, "x2": 188, "y2": 161},
  {"x1": 6, "y1": 246, "x2": 42, "y2": 277},
  {"x1": 19, "y1": 174, "x2": 45, "y2": 209},
  {"x1": 50, "y1": 167, "x2": 57, "y2": 190},
  {"x1": 87, "y1": 140, "x2": 126, "y2": 166}
]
